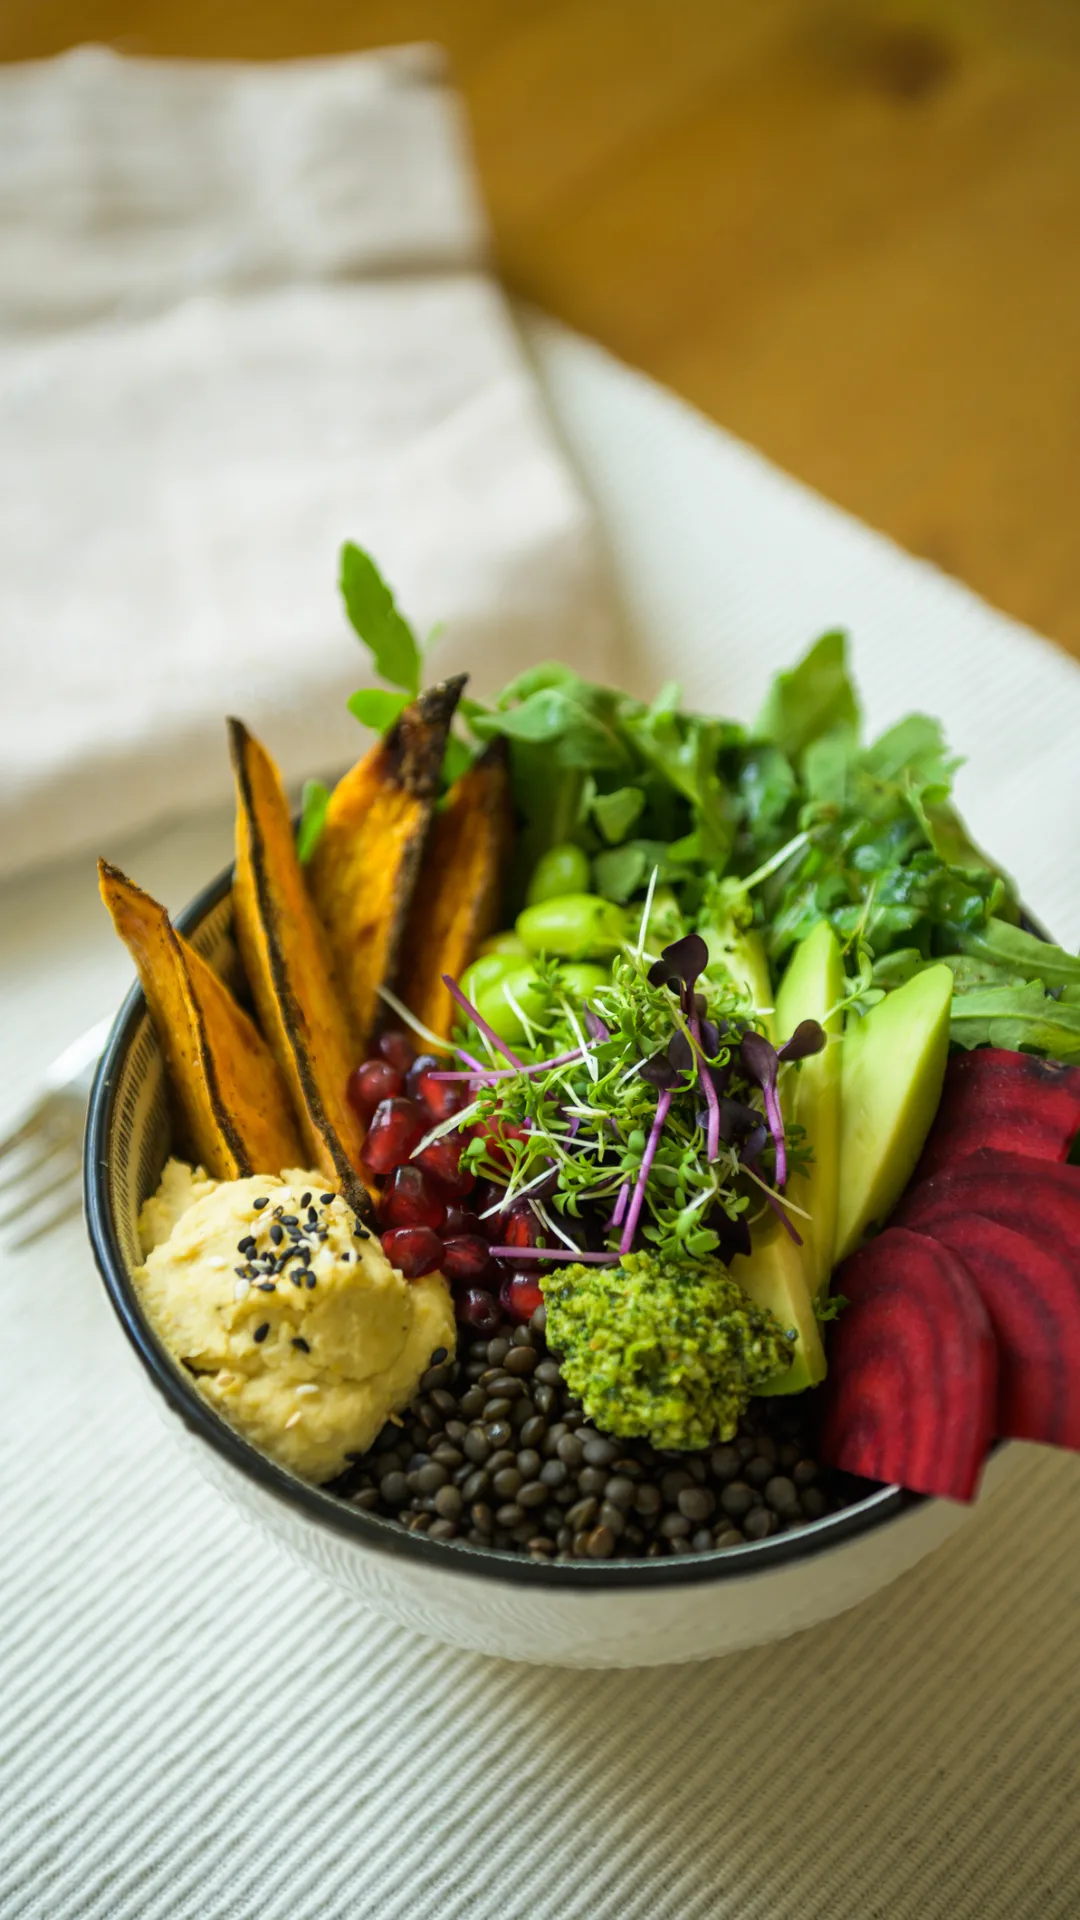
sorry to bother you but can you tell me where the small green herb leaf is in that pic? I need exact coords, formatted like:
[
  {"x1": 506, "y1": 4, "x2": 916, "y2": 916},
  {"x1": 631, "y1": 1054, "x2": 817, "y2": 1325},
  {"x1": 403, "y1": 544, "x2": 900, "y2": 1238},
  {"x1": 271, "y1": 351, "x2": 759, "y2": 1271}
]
[
  {"x1": 296, "y1": 779, "x2": 330, "y2": 864},
  {"x1": 755, "y1": 630, "x2": 860, "y2": 761},
  {"x1": 346, "y1": 687, "x2": 410, "y2": 732},
  {"x1": 339, "y1": 543, "x2": 422, "y2": 696},
  {"x1": 592, "y1": 785, "x2": 646, "y2": 844}
]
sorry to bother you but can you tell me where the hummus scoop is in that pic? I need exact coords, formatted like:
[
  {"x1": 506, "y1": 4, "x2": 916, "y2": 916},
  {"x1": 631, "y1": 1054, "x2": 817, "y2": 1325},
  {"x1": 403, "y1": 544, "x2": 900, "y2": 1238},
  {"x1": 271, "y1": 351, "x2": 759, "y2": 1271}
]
[{"x1": 135, "y1": 1161, "x2": 455, "y2": 1481}]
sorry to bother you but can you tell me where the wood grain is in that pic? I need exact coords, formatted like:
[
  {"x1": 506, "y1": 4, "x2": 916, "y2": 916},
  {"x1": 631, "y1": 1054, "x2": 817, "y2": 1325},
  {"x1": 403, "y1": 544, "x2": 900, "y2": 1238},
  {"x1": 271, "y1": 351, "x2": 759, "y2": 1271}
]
[{"x1": 5, "y1": 0, "x2": 1080, "y2": 655}]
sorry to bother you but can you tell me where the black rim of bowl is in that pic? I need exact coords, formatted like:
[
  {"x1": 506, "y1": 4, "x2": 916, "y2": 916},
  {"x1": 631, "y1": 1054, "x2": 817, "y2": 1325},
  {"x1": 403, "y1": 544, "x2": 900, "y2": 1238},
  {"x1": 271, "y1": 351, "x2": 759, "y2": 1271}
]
[{"x1": 85, "y1": 856, "x2": 917, "y2": 1592}]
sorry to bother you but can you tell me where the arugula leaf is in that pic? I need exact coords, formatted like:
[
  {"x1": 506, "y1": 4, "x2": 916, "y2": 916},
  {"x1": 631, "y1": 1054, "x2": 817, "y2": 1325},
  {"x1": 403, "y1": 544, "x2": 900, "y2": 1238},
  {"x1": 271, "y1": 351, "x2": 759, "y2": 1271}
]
[
  {"x1": 592, "y1": 785, "x2": 646, "y2": 844},
  {"x1": 296, "y1": 779, "x2": 330, "y2": 864},
  {"x1": 346, "y1": 687, "x2": 410, "y2": 731},
  {"x1": 339, "y1": 544, "x2": 422, "y2": 696},
  {"x1": 620, "y1": 706, "x2": 737, "y2": 871},
  {"x1": 754, "y1": 631, "x2": 860, "y2": 761},
  {"x1": 594, "y1": 843, "x2": 651, "y2": 902},
  {"x1": 801, "y1": 728, "x2": 856, "y2": 810},
  {"x1": 948, "y1": 981, "x2": 1080, "y2": 1061},
  {"x1": 471, "y1": 683, "x2": 629, "y2": 770},
  {"x1": 955, "y1": 917, "x2": 1080, "y2": 989}
]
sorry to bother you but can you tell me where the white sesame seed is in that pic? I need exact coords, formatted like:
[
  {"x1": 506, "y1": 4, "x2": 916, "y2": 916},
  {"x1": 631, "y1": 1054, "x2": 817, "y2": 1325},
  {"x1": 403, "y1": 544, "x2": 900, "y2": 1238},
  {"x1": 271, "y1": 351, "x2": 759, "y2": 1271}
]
[
  {"x1": 295, "y1": 1383, "x2": 319, "y2": 1397},
  {"x1": 234, "y1": 1278, "x2": 250, "y2": 1301},
  {"x1": 284, "y1": 1411, "x2": 303, "y2": 1430},
  {"x1": 208, "y1": 1257, "x2": 228, "y2": 1271}
]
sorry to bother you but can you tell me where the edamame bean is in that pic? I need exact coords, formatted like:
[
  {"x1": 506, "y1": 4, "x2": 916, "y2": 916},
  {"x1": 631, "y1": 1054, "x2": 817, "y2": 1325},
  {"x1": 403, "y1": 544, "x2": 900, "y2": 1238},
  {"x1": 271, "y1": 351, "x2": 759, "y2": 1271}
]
[
  {"x1": 460, "y1": 950, "x2": 523, "y2": 1005},
  {"x1": 516, "y1": 893, "x2": 627, "y2": 960},
  {"x1": 476, "y1": 930, "x2": 529, "y2": 961},
  {"x1": 557, "y1": 963, "x2": 610, "y2": 1001},
  {"x1": 525, "y1": 843, "x2": 591, "y2": 905},
  {"x1": 474, "y1": 964, "x2": 549, "y2": 1044}
]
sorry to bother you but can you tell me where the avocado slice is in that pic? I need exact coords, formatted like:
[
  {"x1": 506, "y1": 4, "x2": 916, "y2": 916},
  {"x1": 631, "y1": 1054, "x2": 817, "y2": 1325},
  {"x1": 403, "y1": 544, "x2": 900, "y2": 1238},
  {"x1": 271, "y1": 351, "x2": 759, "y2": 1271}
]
[
  {"x1": 834, "y1": 962, "x2": 953, "y2": 1263},
  {"x1": 731, "y1": 1216, "x2": 827, "y2": 1394},
  {"x1": 774, "y1": 921, "x2": 845, "y2": 1296}
]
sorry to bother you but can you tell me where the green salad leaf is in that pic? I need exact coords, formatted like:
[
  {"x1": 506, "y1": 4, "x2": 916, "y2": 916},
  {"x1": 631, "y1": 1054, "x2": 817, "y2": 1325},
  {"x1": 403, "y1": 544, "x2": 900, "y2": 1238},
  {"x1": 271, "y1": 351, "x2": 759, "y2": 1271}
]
[
  {"x1": 754, "y1": 630, "x2": 860, "y2": 761},
  {"x1": 296, "y1": 779, "x2": 330, "y2": 865},
  {"x1": 340, "y1": 543, "x2": 423, "y2": 697}
]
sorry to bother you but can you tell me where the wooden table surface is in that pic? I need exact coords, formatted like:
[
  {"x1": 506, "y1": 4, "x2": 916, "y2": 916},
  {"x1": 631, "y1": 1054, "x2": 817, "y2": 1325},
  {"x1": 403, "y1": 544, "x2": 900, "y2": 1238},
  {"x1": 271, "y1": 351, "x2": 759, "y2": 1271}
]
[{"x1": 6, "y1": 1, "x2": 1080, "y2": 657}]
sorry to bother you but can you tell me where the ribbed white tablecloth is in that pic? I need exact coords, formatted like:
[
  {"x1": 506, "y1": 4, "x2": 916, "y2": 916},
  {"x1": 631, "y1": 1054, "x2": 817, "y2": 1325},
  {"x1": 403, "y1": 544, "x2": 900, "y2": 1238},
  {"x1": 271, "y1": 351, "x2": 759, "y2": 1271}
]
[{"x1": 2, "y1": 317, "x2": 1079, "y2": 1919}]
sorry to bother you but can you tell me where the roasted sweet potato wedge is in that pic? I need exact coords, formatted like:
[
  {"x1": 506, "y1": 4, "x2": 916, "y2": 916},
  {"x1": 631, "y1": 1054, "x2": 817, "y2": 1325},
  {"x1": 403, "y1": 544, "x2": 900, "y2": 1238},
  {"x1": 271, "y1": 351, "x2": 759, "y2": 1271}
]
[
  {"x1": 308, "y1": 677, "x2": 466, "y2": 1053},
  {"x1": 396, "y1": 741, "x2": 513, "y2": 1040},
  {"x1": 99, "y1": 859, "x2": 304, "y2": 1180},
  {"x1": 228, "y1": 719, "x2": 372, "y2": 1219}
]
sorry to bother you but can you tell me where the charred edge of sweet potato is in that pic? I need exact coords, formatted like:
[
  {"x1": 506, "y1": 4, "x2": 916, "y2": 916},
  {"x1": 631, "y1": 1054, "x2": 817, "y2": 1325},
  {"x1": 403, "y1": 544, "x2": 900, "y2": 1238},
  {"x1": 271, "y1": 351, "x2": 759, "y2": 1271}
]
[
  {"x1": 395, "y1": 739, "x2": 513, "y2": 1041},
  {"x1": 227, "y1": 720, "x2": 376, "y2": 1232},
  {"x1": 310, "y1": 676, "x2": 467, "y2": 1051},
  {"x1": 99, "y1": 858, "x2": 250, "y2": 1181},
  {"x1": 384, "y1": 674, "x2": 469, "y2": 797}
]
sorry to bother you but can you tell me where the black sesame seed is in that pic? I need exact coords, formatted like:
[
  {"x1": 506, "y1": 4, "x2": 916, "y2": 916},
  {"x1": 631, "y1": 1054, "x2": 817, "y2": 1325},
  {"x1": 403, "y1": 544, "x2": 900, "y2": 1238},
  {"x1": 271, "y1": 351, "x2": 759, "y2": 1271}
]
[
  {"x1": 321, "y1": 1193, "x2": 335, "y2": 1205},
  {"x1": 237, "y1": 1235, "x2": 256, "y2": 1255},
  {"x1": 253, "y1": 1323, "x2": 270, "y2": 1344},
  {"x1": 253, "y1": 1197, "x2": 269, "y2": 1210},
  {"x1": 431, "y1": 1347, "x2": 448, "y2": 1366},
  {"x1": 305, "y1": 1275, "x2": 317, "y2": 1290},
  {"x1": 300, "y1": 1192, "x2": 312, "y2": 1209},
  {"x1": 281, "y1": 1215, "x2": 298, "y2": 1227},
  {"x1": 292, "y1": 1337, "x2": 310, "y2": 1353},
  {"x1": 256, "y1": 1282, "x2": 276, "y2": 1294},
  {"x1": 270, "y1": 1223, "x2": 284, "y2": 1246}
]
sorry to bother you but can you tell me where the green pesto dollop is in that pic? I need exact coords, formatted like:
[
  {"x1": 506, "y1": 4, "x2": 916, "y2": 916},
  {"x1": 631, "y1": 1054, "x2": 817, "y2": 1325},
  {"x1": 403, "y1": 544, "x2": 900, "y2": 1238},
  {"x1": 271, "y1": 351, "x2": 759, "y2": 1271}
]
[{"x1": 541, "y1": 1251, "x2": 793, "y2": 1452}]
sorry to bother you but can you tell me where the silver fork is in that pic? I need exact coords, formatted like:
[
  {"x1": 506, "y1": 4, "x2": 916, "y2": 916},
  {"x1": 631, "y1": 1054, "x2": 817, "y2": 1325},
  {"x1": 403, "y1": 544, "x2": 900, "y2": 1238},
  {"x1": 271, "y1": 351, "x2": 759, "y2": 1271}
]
[{"x1": 0, "y1": 1017, "x2": 114, "y2": 1251}]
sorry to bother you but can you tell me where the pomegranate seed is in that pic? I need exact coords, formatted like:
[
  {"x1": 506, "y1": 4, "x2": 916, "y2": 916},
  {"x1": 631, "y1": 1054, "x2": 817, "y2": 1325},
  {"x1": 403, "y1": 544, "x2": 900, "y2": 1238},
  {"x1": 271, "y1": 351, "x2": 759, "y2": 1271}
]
[
  {"x1": 501, "y1": 1205, "x2": 541, "y2": 1250},
  {"x1": 501, "y1": 1273, "x2": 545, "y2": 1324},
  {"x1": 364, "y1": 1097, "x2": 425, "y2": 1174},
  {"x1": 441, "y1": 1234, "x2": 493, "y2": 1283},
  {"x1": 347, "y1": 1058, "x2": 403, "y2": 1120},
  {"x1": 444, "y1": 1205, "x2": 483, "y2": 1238},
  {"x1": 379, "y1": 1165, "x2": 446, "y2": 1233},
  {"x1": 415, "y1": 1135, "x2": 476, "y2": 1198},
  {"x1": 456, "y1": 1286, "x2": 502, "y2": 1334},
  {"x1": 381, "y1": 1226, "x2": 444, "y2": 1279},
  {"x1": 378, "y1": 1030, "x2": 416, "y2": 1074},
  {"x1": 410, "y1": 1061, "x2": 466, "y2": 1125}
]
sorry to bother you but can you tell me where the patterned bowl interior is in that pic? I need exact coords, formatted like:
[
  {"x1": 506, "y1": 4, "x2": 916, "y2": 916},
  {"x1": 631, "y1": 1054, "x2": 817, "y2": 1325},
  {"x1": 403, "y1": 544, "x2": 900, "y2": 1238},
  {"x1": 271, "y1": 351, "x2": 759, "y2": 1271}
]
[{"x1": 106, "y1": 882, "x2": 242, "y2": 1281}]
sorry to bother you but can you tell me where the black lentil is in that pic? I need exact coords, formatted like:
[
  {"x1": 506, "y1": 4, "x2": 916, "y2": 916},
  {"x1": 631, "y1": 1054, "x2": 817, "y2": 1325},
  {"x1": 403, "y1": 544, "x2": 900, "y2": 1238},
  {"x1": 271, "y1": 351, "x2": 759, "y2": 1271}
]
[{"x1": 334, "y1": 1323, "x2": 850, "y2": 1560}]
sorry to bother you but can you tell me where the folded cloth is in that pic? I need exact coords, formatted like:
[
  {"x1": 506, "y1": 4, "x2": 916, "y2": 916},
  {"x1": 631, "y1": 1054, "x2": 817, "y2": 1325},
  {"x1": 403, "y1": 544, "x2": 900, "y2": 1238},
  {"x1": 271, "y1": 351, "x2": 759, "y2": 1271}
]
[{"x1": 0, "y1": 46, "x2": 615, "y2": 882}]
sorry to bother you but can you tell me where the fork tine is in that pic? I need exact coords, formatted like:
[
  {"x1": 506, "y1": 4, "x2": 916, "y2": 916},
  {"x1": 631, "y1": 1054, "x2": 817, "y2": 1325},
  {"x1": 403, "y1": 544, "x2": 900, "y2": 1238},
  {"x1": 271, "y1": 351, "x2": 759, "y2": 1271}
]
[
  {"x1": 0, "y1": 1154, "x2": 81, "y2": 1231},
  {"x1": 0, "y1": 1114, "x2": 41, "y2": 1163},
  {"x1": 9, "y1": 1187, "x2": 84, "y2": 1250},
  {"x1": 0, "y1": 1138, "x2": 72, "y2": 1196}
]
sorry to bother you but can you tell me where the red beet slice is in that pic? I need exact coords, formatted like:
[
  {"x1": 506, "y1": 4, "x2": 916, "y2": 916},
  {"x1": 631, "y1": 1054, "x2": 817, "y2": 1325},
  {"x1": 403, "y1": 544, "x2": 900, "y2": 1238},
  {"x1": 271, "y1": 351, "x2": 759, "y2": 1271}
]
[
  {"x1": 916, "y1": 1049, "x2": 1080, "y2": 1181},
  {"x1": 897, "y1": 1148, "x2": 1080, "y2": 1248},
  {"x1": 820, "y1": 1228, "x2": 996, "y2": 1502},
  {"x1": 909, "y1": 1212, "x2": 1080, "y2": 1449}
]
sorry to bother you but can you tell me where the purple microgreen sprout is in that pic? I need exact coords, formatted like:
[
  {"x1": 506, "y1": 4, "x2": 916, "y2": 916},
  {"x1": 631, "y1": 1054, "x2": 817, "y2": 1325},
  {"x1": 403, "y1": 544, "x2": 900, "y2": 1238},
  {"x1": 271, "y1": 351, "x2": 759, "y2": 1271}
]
[
  {"x1": 619, "y1": 1086, "x2": 674, "y2": 1255},
  {"x1": 488, "y1": 1246, "x2": 621, "y2": 1264},
  {"x1": 609, "y1": 1180, "x2": 631, "y2": 1229},
  {"x1": 441, "y1": 973, "x2": 528, "y2": 1071},
  {"x1": 777, "y1": 1019, "x2": 827, "y2": 1063},
  {"x1": 584, "y1": 1005, "x2": 610, "y2": 1043},
  {"x1": 739, "y1": 1029, "x2": 788, "y2": 1188},
  {"x1": 429, "y1": 1044, "x2": 588, "y2": 1083}
]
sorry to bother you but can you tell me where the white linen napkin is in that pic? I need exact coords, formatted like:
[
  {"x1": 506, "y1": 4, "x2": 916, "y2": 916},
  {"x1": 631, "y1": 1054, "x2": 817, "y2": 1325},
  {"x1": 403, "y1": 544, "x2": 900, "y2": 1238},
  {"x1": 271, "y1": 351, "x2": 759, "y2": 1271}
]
[{"x1": 0, "y1": 46, "x2": 615, "y2": 881}]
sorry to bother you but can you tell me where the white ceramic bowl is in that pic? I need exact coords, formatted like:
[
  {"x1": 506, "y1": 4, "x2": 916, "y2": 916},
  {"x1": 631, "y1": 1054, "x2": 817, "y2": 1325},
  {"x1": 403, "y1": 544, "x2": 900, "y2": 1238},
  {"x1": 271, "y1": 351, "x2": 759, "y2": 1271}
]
[{"x1": 85, "y1": 862, "x2": 987, "y2": 1667}]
